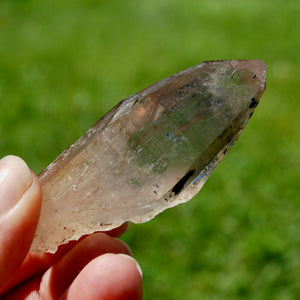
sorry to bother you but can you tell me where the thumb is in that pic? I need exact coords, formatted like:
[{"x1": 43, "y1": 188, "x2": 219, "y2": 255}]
[{"x1": 0, "y1": 156, "x2": 42, "y2": 289}]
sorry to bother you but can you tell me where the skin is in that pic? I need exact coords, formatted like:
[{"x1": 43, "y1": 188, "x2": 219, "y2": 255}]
[{"x1": 0, "y1": 155, "x2": 143, "y2": 300}]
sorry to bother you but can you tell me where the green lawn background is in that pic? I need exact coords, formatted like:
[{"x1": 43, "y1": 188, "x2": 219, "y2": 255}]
[{"x1": 0, "y1": 0, "x2": 299, "y2": 299}]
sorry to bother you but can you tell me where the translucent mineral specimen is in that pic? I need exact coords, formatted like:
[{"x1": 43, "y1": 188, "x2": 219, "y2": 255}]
[{"x1": 31, "y1": 60, "x2": 266, "y2": 253}]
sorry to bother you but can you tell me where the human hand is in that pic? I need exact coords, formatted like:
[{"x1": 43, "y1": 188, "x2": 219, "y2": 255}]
[{"x1": 0, "y1": 155, "x2": 143, "y2": 299}]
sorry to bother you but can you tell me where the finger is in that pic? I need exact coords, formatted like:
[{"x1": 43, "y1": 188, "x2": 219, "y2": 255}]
[
  {"x1": 21, "y1": 221, "x2": 129, "y2": 278},
  {"x1": 0, "y1": 240, "x2": 78, "y2": 295},
  {"x1": 1, "y1": 222, "x2": 131, "y2": 294},
  {"x1": 39, "y1": 233, "x2": 132, "y2": 299},
  {"x1": 62, "y1": 253, "x2": 143, "y2": 300},
  {"x1": 0, "y1": 156, "x2": 42, "y2": 291},
  {"x1": 103, "y1": 222, "x2": 130, "y2": 238}
]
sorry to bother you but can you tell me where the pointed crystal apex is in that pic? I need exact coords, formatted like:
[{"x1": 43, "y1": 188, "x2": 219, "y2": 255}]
[{"x1": 31, "y1": 60, "x2": 266, "y2": 253}]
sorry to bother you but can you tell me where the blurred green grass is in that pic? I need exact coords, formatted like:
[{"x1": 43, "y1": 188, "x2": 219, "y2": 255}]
[{"x1": 0, "y1": 0, "x2": 299, "y2": 299}]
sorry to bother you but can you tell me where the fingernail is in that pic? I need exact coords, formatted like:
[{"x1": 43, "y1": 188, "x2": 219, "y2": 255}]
[
  {"x1": 117, "y1": 253, "x2": 143, "y2": 278},
  {"x1": 0, "y1": 155, "x2": 33, "y2": 214}
]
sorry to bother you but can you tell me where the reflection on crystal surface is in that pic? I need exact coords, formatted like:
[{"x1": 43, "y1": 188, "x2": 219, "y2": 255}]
[{"x1": 31, "y1": 60, "x2": 266, "y2": 253}]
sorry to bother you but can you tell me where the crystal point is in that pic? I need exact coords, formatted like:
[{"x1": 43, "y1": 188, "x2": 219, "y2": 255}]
[{"x1": 31, "y1": 60, "x2": 266, "y2": 253}]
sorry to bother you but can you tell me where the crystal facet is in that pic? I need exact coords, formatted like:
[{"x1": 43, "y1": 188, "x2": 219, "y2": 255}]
[{"x1": 31, "y1": 60, "x2": 266, "y2": 253}]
